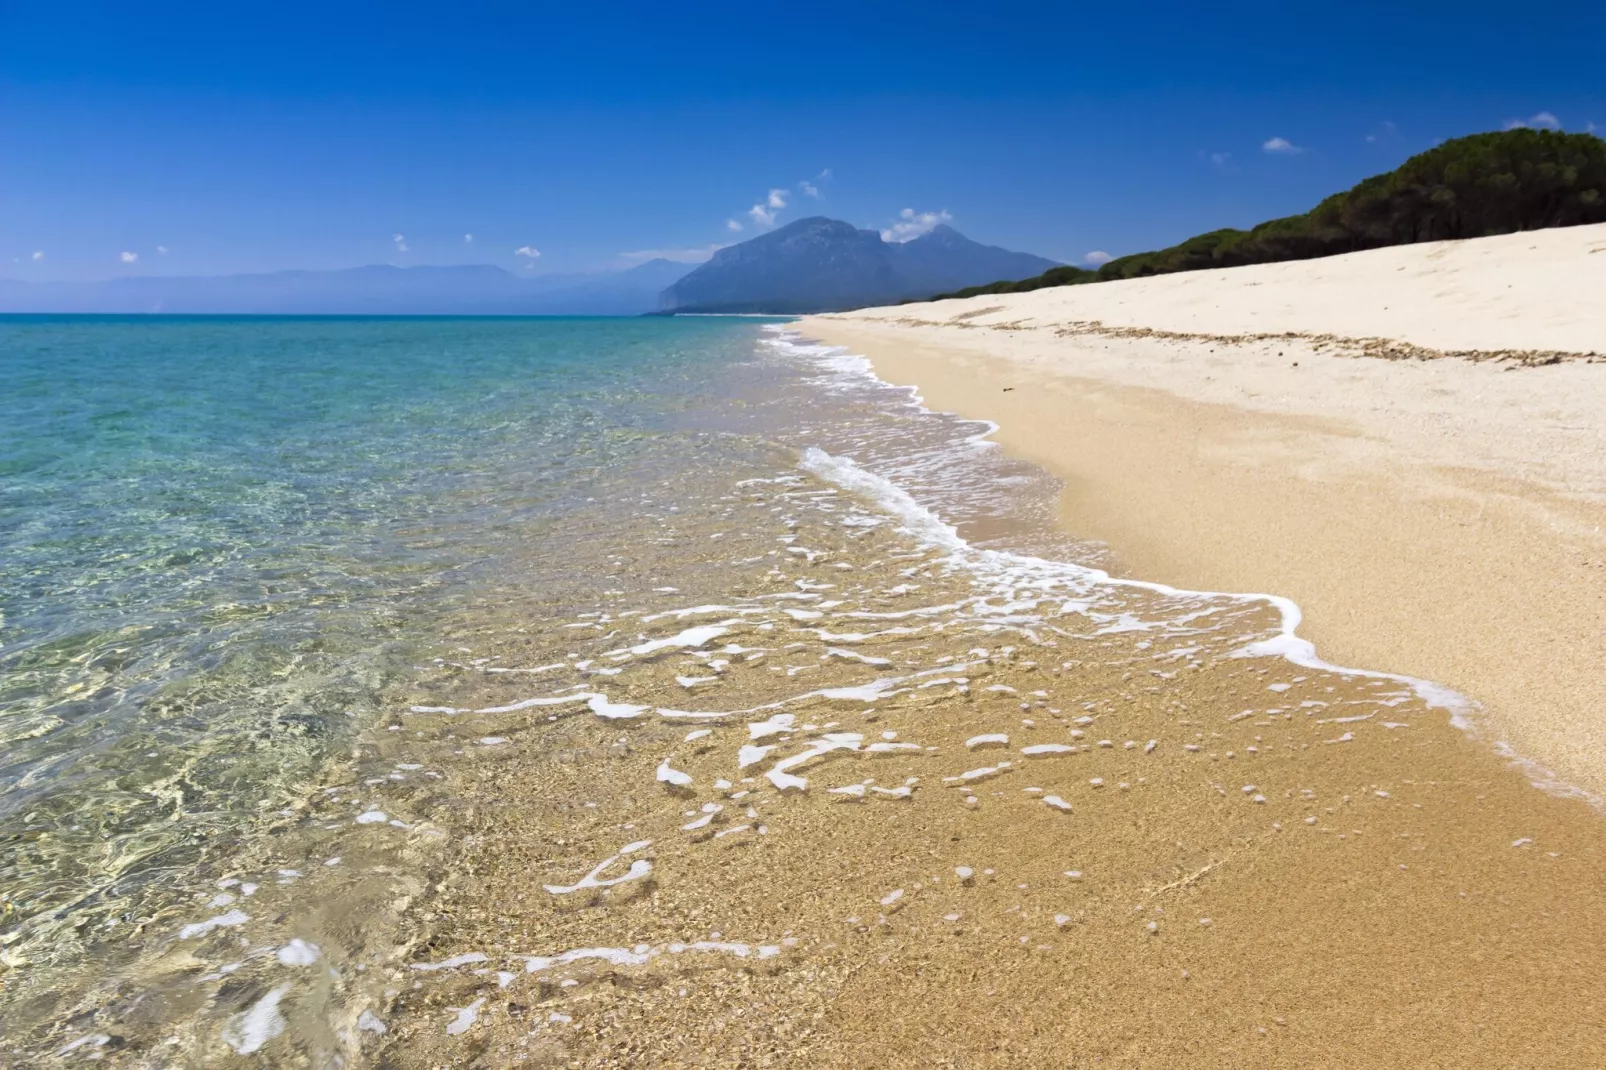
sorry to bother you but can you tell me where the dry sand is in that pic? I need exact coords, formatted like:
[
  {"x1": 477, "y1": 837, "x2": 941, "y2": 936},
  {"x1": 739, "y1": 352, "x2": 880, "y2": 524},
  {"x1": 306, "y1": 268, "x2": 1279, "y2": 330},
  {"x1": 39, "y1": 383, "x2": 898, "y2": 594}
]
[{"x1": 802, "y1": 222, "x2": 1606, "y2": 802}]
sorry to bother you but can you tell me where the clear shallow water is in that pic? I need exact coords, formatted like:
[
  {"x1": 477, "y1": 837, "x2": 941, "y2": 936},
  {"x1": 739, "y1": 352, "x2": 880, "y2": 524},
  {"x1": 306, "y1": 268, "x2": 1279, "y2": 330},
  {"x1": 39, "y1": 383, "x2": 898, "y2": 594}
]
[
  {"x1": 0, "y1": 315, "x2": 784, "y2": 1023},
  {"x1": 1, "y1": 316, "x2": 1468, "y2": 1064}
]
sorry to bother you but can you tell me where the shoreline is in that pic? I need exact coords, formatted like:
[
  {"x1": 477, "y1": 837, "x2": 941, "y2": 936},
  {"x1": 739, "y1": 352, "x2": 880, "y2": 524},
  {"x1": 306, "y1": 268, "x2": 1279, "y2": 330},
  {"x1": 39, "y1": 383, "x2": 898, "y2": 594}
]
[
  {"x1": 382, "y1": 322, "x2": 1606, "y2": 1066},
  {"x1": 18, "y1": 303, "x2": 1606, "y2": 1064},
  {"x1": 798, "y1": 223, "x2": 1606, "y2": 802}
]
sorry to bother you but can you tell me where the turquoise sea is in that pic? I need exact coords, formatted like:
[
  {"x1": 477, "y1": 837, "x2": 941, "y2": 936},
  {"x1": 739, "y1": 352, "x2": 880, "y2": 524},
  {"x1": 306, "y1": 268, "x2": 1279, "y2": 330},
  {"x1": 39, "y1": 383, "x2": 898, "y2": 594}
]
[
  {"x1": 2, "y1": 316, "x2": 809, "y2": 1048},
  {"x1": 3, "y1": 314, "x2": 1367, "y2": 1065}
]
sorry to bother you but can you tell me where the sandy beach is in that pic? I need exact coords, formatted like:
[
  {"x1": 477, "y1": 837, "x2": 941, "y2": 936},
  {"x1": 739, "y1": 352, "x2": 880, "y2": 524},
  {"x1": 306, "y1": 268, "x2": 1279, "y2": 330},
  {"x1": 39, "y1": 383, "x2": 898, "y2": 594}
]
[
  {"x1": 802, "y1": 221, "x2": 1606, "y2": 804},
  {"x1": 370, "y1": 300, "x2": 1606, "y2": 1069},
  {"x1": 17, "y1": 252, "x2": 1606, "y2": 1065}
]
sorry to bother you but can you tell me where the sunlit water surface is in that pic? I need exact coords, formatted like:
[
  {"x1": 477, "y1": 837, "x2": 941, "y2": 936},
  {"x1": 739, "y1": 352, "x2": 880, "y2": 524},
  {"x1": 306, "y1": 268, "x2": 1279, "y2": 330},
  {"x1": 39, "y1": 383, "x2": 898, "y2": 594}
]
[{"x1": 1, "y1": 316, "x2": 1451, "y2": 1065}]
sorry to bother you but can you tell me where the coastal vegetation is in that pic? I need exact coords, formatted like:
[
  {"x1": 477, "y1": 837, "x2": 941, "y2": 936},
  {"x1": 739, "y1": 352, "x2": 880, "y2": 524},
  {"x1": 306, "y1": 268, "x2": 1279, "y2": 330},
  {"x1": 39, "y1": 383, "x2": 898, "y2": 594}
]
[{"x1": 936, "y1": 129, "x2": 1606, "y2": 299}]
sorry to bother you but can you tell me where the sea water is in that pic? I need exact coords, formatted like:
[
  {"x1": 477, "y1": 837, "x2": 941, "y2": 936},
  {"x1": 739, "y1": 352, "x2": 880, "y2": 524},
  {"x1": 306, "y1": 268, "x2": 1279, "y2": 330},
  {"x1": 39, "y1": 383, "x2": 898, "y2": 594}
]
[
  {"x1": 0, "y1": 315, "x2": 792, "y2": 1052},
  {"x1": 0, "y1": 315, "x2": 1464, "y2": 1063}
]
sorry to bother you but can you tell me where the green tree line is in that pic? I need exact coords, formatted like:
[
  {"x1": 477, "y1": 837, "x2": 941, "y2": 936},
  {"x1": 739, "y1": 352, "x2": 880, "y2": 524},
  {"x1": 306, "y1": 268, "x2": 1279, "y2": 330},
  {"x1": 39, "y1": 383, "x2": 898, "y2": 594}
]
[{"x1": 935, "y1": 128, "x2": 1606, "y2": 300}]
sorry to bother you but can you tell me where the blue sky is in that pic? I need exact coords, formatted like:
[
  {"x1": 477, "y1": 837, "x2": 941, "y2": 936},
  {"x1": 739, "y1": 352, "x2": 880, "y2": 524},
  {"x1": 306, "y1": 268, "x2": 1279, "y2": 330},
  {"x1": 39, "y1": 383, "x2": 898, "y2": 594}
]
[{"x1": 3, "y1": 1, "x2": 1602, "y2": 280}]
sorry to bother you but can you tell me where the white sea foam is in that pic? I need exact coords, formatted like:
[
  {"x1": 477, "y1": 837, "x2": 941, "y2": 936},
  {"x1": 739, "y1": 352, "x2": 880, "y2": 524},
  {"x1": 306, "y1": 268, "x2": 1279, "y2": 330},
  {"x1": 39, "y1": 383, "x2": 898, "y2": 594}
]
[
  {"x1": 780, "y1": 325, "x2": 1468, "y2": 671},
  {"x1": 766, "y1": 732, "x2": 864, "y2": 792},
  {"x1": 766, "y1": 323, "x2": 1606, "y2": 811},
  {"x1": 825, "y1": 647, "x2": 893, "y2": 666},
  {"x1": 748, "y1": 713, "x2": 796, "y2": 739},
  {"x1": 221, "y1": 983, "x2": 290, "y2": 1054},
  {"x1": 275, "y1": 939, "x2": 321, "y2": 966},
  {"x1": 629, "y1": 625, "x2": 732, "y2": 656},
  {"x1": 179, "y1": 909, "x2": 250, "y2": 940},
  {"x1": 446, "y1": 998, "x2": 484, "y2": 1035},
  {"x1": 520, "y1": 939, "x2": 783, "y2": 975},
  {"x1": 783, "y1": 430, "x2": 1573, "y2": 797},
  {"x1": 544, "y1": 842, "x2": 654, "y2": 895},
  {"x1": 411, "y1": 952, "x2": 490, "y2": 971},
  {"x1": 945, "y1": 762, "x2": 1013, "y2": 785},
  {"x1": 738, "y1": 744, "x2": 775, "y2": 769}
]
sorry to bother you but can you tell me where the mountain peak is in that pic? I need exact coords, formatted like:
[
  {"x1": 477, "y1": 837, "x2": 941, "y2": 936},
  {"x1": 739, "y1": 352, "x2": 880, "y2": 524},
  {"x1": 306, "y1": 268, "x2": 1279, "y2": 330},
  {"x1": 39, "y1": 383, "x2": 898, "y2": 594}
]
[{"x1": 662, "y1": 217, "x2": 1058, "y2": 314}]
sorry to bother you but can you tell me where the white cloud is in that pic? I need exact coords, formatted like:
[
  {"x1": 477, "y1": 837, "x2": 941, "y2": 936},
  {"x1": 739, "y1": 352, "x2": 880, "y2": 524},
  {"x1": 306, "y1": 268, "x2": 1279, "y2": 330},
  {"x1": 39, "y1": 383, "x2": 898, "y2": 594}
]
[
  {"x1": 1589, "y1": 121, "x2": 1601, "y2": 134},
  {"x1": 736, "y1": 175, "x2": 828, "y2": 231},
  {"x1": 880, "y1": 208, "x2": 953, "y2": 243},
  {"x1": 617, "y1": 244, "x2": 725, "y2": 265},
  {"x1": 1365, "y1": 120, "x2": 1400, "y2": 144},
  {"x1": 392, "y1": 233, "x2": 409, "y2": 252},
  {"x1": 1083, "y1": 250, "x2": 1113, "y2": 266},
  {"x1": 515, "y1": 245, "x2": 541, "y2": 258},
  {"x1": 156, "y1": 245, "x2": 169, "y2": 254},
  {"x1": 799, "y1": 169, "x2": 831, "y2": 199},
  {"x1": 31, "y1": 250, "x2": 44, "y2": 261},
  {"x1": 1209, "y1": 151, "x2": 1231, "y2": 167},
  {"x1": 1506, "y1": 111, "x2": 1562, "y2": 131},
  {"x1": 120, "y1": 251, "x2": 139, "y2": 263},
  {"x1": 464, "y1": 233, "x2": 474, "y2": 244},
  {"x1": 1262, "y1": 137, "x2": 1303, "y2": 155}
]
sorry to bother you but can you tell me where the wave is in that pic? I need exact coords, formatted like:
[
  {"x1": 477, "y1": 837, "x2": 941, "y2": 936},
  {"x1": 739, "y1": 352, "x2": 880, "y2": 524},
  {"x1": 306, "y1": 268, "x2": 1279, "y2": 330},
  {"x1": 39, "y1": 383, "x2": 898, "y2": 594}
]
[{"x1": 764, "y1": 324, "x2": 1599, "y2": 810}]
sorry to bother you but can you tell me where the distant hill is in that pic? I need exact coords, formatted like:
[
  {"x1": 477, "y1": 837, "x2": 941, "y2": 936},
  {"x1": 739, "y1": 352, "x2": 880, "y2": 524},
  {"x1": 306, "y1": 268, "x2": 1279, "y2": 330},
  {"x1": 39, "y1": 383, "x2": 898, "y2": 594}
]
[
  {"x1": 660, "y1": 217, "x2": 1059, "y2": 313},
  {"x1": 537, "y1": 258, "x2": 693, "y2": 315},
  {"x1": 0, "y1": 258, "x2": 694, "y2": 315},
  {"x1": 939, "y1": 129, "x2": 1606, "y2": 300}
]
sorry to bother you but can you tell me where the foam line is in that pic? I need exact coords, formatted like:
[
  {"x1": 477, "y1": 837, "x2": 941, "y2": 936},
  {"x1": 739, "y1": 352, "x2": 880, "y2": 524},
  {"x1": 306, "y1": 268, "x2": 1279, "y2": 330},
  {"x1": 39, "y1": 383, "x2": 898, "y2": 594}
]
[
  {"x1": 769, "y1": 325, "x2": 1599, "y2": 811},
  {"x1": 544, "y1": 842, "x2": 654, "y2": 895},
  {"x1": 519, "y1": 940, "x2": 782, "y2": 974},
  {"x1": 221, "y1": 984, "x2": 290, "y2": 1055}
]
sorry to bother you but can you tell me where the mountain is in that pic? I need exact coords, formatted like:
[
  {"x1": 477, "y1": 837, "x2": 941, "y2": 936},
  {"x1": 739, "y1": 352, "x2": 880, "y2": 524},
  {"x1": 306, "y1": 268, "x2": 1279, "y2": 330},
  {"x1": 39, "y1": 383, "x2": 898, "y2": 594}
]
[
  {"x1": 659, "y1": 217, "x2": 1059, "y2": 313},
  {"x1": 940, "y1": 128, "x2": 1606, "y2": 300},
  {"x1": 0, "y1": 259, "x2": 695, "y2": 315},
  {"x1": 886, "y1": 224, "x2": 1065, "y2": 297}
]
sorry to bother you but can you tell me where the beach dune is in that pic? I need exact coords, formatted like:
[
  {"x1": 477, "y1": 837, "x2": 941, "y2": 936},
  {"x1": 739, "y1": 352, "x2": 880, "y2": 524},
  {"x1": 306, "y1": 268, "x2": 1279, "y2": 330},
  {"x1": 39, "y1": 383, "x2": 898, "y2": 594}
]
[{"x1": 803, "y1": 221, "x2": 1606, "y2": 801}]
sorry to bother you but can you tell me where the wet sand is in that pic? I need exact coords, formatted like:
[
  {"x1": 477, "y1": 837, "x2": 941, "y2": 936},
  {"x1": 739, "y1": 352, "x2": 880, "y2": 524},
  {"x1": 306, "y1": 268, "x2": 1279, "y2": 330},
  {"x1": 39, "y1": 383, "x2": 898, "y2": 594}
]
[
  {"x1": 386, "y1": 583, "x2": 1606, "y2": 1068},
  {"x1": 364, "y1": 342, "x2": 1606, "y2": 1067},
  {"x1": 22, "y1": 310, "x2": 1606, "y2": 1068},
  {"x1": 799, "y1": 224, "x2": 1606, "y2": 803}
]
